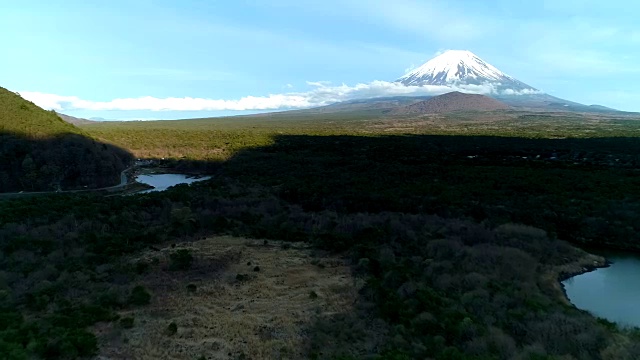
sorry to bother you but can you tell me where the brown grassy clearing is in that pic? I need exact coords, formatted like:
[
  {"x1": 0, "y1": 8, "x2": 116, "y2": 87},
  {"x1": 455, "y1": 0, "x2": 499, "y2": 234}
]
[{"x1": 94, "y1": 236, "x2": 369, "y2": 360}]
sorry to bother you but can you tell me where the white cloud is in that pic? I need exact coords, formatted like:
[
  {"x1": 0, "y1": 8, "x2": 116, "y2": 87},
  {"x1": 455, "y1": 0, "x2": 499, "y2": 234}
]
[
  {"x1": 18, "y1": 80, "x2": 533, "y2": 115},
  {"x1": 305, "y1": 81, "x2": 333, "y2": 87},
  {"x1": 18, "y1": 92, "x2": 313, "y2": 112},
  {"x1": 19, "y1": 93, "x2": 79, "y2": 111},
  {"x1": 500, "y1": 88, "x2": 542, "y2": 96}
]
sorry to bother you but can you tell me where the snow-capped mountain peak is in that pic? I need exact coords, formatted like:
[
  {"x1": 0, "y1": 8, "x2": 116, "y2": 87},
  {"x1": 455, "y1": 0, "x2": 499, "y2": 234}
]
[{"x1": 397, "y1": 50, "x2": 537, "y2": 92}]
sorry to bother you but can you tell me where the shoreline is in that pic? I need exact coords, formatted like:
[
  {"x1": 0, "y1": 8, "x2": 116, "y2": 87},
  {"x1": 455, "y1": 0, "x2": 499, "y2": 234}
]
[{"x1": 546, "y1": 251, "x2": 610, "y2": 306}]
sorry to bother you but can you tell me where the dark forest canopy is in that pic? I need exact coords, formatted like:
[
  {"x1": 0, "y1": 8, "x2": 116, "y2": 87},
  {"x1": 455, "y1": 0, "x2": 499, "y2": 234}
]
[
  {"x1": 0, "y1": 87, "x2": 132, "y2": 192},
  {"x1": 1, "y1": 131, "x2": 640, "y2": 359},
  {"x1": 2, "y1": 101, "x2": 640, "y2": 358}
]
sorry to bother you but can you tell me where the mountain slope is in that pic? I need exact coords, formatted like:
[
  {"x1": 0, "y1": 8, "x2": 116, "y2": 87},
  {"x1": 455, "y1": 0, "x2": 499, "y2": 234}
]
[
  {"x1": 58, "y1": 113, "x2": 96, "y2": 125},
  {"x1": 0, "y1": 87, "x2": 131, "y2": 192},
  {"x1": 290, "y1": 96, "x2": 434, "y2": 114},
  {"x1": 397, "y1": 50, "x2": 536, "y2": 92},
  {"x1": 0, "y1": 88, "x2": 83, "y2": 137},
  {"x1": 391, "y1": 91, "x2": 510, "y2": 115},
  {"x1": 493, "y1": 93, "x2": 623, "y2": 113}
]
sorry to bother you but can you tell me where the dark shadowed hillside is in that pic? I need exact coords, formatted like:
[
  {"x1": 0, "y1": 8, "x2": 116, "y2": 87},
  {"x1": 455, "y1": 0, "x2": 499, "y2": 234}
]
[
  {"x1": 0, "y1": 87, "x2": 132, "y2": 192},
  {"x1": 391, "y1": 91, "x2": 511, "y2": 115}
]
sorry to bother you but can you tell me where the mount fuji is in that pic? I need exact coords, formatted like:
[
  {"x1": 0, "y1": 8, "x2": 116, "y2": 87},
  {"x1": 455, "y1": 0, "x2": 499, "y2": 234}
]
[
  {"x1": 394, "y1": 50, "x2": 617, "y2": 112},
  {"x1": 396, "y1": 50, "x2": 537, "y2": 94},
  {"x1": 286, "y1": 49, "x2": 620, "y2": 115}
]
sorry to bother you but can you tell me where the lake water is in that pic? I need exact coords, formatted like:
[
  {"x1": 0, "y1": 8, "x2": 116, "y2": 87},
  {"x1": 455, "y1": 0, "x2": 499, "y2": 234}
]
[
  {"x1": 563, "y1": 252, "x2": 640, "y2": 327},
  {"x1": 135, "y1": 174, "x2": 211, "y2": 193}
]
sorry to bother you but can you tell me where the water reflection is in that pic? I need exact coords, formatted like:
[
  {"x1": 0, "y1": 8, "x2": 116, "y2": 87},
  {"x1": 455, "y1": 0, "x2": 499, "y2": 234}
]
[
  {"x1": 135, "y1": 174, "x2": 211, "y2": 193},
  {"x1": 563, "y1": 253, "x2": 640, "y2": 327}
]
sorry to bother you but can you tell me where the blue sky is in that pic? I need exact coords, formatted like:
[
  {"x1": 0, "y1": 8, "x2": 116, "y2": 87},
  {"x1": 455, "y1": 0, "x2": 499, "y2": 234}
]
[{"x1": 1, "y1": 0, "x2": 639, "y2": 119}]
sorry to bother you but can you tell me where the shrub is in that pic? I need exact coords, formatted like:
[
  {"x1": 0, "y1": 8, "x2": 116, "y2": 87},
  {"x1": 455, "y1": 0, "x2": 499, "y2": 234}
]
[
  {"x1": 495, "y1": 223, "x2": 547, "y2": 239},
  {"x1": 186, "y1": 284, "x2": 197, "y2": 293},
  {"x1": 59, "y1": 329, "x2": 98, "y2": 358},
  {"x1": 128, "y1": 285, "x2": 151, "y2": 306},
  {"x1": 167, "y1": 322, "x2": 178, "y2": 336},
  {"x1": 135, "y1": 262, "x2": 149, "y2": 274},
  {"x1": 169, "y1": 249, "x2": 193, "y2": 271},
  {"x1": 120, "y1": 317, "x2": 135, "y2": 329}
]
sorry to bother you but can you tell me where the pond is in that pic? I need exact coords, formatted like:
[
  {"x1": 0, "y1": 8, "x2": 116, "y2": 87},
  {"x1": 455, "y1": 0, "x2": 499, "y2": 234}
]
[
  {"x1": 135, "y1": 173, "x2": 211, "y2": 193},
  {"x1": 562, "y1": 252, "x2": 640, "y2": 328}
]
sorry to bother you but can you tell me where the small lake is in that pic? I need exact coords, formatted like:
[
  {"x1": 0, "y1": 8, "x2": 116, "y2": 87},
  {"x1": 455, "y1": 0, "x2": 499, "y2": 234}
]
[
  {"x1": 563, "y1": 252, "x2": 640, "y2": 328},
  {"x1": 135, "y1": 174, "x2": 211, "y2": 193}
]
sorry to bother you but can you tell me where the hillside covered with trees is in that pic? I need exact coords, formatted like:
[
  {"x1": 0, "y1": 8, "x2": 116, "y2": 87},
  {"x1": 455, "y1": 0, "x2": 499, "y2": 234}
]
[{"x1": 0, "y1": 87, "x2": 131, "y2": 192}]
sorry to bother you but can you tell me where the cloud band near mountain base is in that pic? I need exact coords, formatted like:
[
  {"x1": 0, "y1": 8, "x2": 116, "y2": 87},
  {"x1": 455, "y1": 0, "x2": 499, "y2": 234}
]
[{"x1": 18, "y1": 81, "x2": 538, "y2": 114}]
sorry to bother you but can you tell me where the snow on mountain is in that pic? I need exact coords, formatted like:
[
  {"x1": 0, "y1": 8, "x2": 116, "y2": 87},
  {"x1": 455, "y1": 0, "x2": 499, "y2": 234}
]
[{"x1": 397, "y1": 50, "x2": 537, "y2": 93}]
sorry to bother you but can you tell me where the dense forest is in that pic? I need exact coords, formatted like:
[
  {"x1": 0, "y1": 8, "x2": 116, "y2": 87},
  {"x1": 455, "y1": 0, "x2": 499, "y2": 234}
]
[
  {"x1": 3, "y1": 182, "x2": 636, "y2": 359},
  {"x1": 3, "y1": 115, "x2": 640, "y2": 358},
  {"x1": 83, "y1": 110, "x2": 640, "y2": 161},
  {"x1": 0, "y1": 88, "x2": 131, "y2": 192}
]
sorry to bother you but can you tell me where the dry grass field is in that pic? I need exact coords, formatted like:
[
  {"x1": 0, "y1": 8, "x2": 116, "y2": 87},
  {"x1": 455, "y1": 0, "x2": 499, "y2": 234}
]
[{"x1": 93, "y1": 236, "x2": 378, "y2": 360}]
